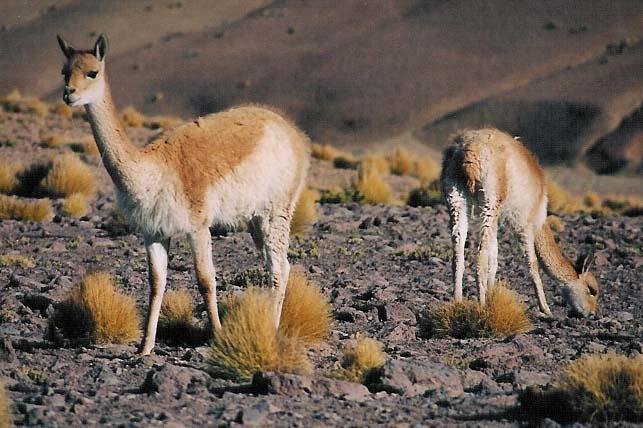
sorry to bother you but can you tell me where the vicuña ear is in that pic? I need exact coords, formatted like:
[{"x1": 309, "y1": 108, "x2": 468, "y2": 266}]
[
  {"x1": 574, "y1": 252, "x2": 594, "y2": 274},
  {"x1": 94, "y1": 34, "x2": 109, "y2": 61},
  {"x1": 582, "y1": 252, "x2": 595, "y2": 273},
  {"x1": 57, "y1": 34, "x2": 73, "y2": 58}
]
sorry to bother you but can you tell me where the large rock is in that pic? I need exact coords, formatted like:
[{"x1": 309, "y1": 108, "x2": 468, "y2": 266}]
[
  {"x1": 253, "y1": 372, "x2": 370, "y2": 401},
  {"x1": 372, "y1": 360, "x2": 464, "y2": 398}
]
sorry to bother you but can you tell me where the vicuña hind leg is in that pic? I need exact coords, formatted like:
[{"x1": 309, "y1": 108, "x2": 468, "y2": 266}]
[
  {"x1": 522, "y1": 227, "x2": 552, "y2": 316},
  {"x1": 190, "y1": 228, "x2": 222, "y2": 333},
  {"x1": 446, "y1": 187, "x2": 468, "y2": 302},
  {"x1": 476, "y1": 205, "x2": 498, "y2": 305},
  {"x1": 139, "y1": 236, "x2": 170, "y2": 356},
  {"x1": 487, "y1": 218, "x2": 499, "y2": 290},
  {"x1": 262, "y1": 212, "x2": 292, "y2": 328}
]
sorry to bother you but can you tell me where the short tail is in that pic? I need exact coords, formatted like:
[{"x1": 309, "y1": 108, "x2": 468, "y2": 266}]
[
  {"x1": 534, "y1": 222, "x2": 578, "y2": 283},
  {"x1": 441, "y1": 138, "x2": 482, "y2": 195}
]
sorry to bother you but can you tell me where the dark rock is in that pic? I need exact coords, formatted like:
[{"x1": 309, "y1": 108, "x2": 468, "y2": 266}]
[
  {"x1": 253, "y1": 372, "x2": 370, "y2": 401},
  {"x1": 380, "y1": 302, "x2": 416, "y2": 324},
  {"x1": 371, "y1": 360, "x2": 464, "y2": 397}
]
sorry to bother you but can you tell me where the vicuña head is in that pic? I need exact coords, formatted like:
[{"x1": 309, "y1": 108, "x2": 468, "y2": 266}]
[
  {"x1": 56, "y1": 34, "x2": 310, "y2": 356},
  {"x1": 58, "y1": 34, "x2": 108, "y2": 106},
  {"x1": 441, "y1": 128, "x2": 599, "y2": 318}
]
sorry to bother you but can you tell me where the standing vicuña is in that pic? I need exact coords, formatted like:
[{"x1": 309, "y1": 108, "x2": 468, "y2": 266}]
[
  {"x1": 57, "y1": 34, "x2": 310, "y2": 355},
  {"x1": 441, "y1": 128, "x2": 599, "y2": 317}
]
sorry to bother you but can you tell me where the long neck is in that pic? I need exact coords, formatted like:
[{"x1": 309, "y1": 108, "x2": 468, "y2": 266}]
[
  {"x1": 85, "y1": 77, "x2": 141, "y2": 194},
  {"x1": 534, "y1": 222, "x2": 579, "y2": 283}
]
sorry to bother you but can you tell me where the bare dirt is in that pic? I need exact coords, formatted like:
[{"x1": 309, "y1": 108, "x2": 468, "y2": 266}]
[{"x1": 0, "y1": 108, "x2": 641, "y2": 426}]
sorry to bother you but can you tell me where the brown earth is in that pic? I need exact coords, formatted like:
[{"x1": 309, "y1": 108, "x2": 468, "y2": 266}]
[
  {"x1": 0, "y1": 103, "x2": 641, "y2": 426},
  {"x1": 1, "y1": 0, "x2": 642, "y2": 173}
]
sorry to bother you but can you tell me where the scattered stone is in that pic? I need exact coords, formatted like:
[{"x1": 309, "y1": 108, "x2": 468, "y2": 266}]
[
  {"x1": 371, "y1": 360, "x2": 464, "y2": 398},
  {"x1": 254, "y1": 372, "x2": 370, "y2": 401}
]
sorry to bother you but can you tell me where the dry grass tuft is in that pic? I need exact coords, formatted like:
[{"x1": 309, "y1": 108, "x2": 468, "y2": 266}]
[
  {"x1": 336, "y1": 335, "x2": 387, "y2": 382},
  {"x1": 121, "y1": 106, "x2": 144, "y2": 127},
  {"x1": 547, "y1": 179, "x2": 583, "y2": 214},
  {"x1": 0, "y1": 195, "x2": 53, "y2": 222},
  {"x1": 421, "y1": 283, "x2": 531, "y2": 339},
  {"x1": 582, "y1": 191, "x2": 602, "y2": 209},
  {"x1": 70, "y1": 138, "x2": 100, "y2": 158},
  {"x1": 53, "y1": 272, "x2": 140, "y2": 344},
  {"x1": 20, "y1": 98, "x2": 49, "y2": 117},
  {"x1": 144, "y1": 115, "x2": 182, "y2": 130},
  {"x1": 2, "y1": 88, "x2": 21, "y2": 103},
  {"x1": 279, "y1": 270, "x2": 332, "y2": 344},
  {"x1": 485, "y1": 282, "x2": 532, "y2": 336},
  {"x1": 361, "y1": 154, "x2": 390, "y2": 175},
  {"x1": 0, "y1": 382, "x2": 10, "y2": 428},
  {"x1": 0, "y1": 160, "x2": 23, "y2": 193},
  {"x1": 40, "y1": 134, "x2": 67, "y2": 148},
  {"x1": 208, "y1": 287, "x2": 311, "y2": 380},
  {"x1": 420, "y1": 300, "x2": 491, "y2": 339},
  {"x1": 412, "y1": 155, "x2": 441, "y2": 184},
  {"x1": 388, "y1": 148, "x2": 414, "y2": 176},
  {"x1": 355, "y1": 163, "x2": 392, "y2": 205},
  {"x1": 51, "y1": 101, "x2": 73, "y2": 118},
  {"x1": 62, "y1": 193, "x2": 89, "y2": 218},
  {"x1": 0, "y1": 253, "x2": 35, "y2": 268},
  {"x1": 311, "y1": 143, "x2": 343, "y2": 161},
  {"x1": 407, "y1": 179, "x2": 442, "y2": 207},
  {"x1": 157, "y1": 290, "x2": 208, "y2": 345},
  {"x1": 41, "y1": 153, "x2": 96, "y2": 198},
  {"x1": 519, "y1": 354, "x2": 643, "y2": 422},
  {"x1": 291, "y1": 188, "x2": 319, "y2": 236}
]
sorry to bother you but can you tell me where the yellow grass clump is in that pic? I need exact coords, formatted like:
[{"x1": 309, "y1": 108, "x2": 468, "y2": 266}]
[
  {"x1": 582, "y1": 191, "x2": 602, "y2": 209},
  {"x1": 290, "y1": 188, "x2": 319, "y2": 236},
  {"x1": 0, "y1": 195, "x2": 53, "y2": 222},
  {"x1": 278, "y1": 270, "x2": 332, "y2": 344},
  {"x1": 20, "y1": 98, "x2": 49, "y2": 117},
  {"x1": 355, "y1": 164, "x2": 392, "y2": 205},
  {"x1": 311, "y1": 143, "x2": 343, "y2": 161},
  {"x1": 70, "y1": 138, "x2": 100, "y2": 158},
  {"x1": 547, "y1": 179, "x2": 583, "y2": 214},
  {"x1": 208, "y1": 287, "x2": 311, "y2": 380},
  {"x1": 61, "y1": 193, "x2": 89, "y2": 218},
  {"x1": 41, "y1": 153, "x2": 96, "y2": 198},
  {"x1": 412, "y1": 155, "x2": 440, "y2": 184},
  {"x1": 519, "y1": 354, "x2": 643, "y2": 422},
  {"x1": 157, "y1": 290, "x2": 207, "y2": 345},
  {"x1": 485, "y1": 282, "x2": 532, "y2": 336},
  {"x1": 40, "y1": 134, "x2": 67, "y2": 148},
  {"x1": 546, "y1": 215, "x2": 564, "y2": 232},
  {"x1": 144, "y1": 115, "x2": 182, "y2": 130},
  {"x1": 388, "y1": 148, "x2": 414, "y2": 175},
  {"x1": 0, "y1": 382, "x2": 10, "y2": 428},
  {"x1": 53, "y1": 272, "x2": 140, "y2": 344},
  {"x1": 0, "y1": 160, "x2": 23, "y2": 194},
  {"x1": 2, "y1": 88, "x2": 21, "y2": 104},
  {"x1": 121, "y1": 106, "x2": 144, "y2": 127},
  {"x1": 336, "y1": 335, "x2": 387, "y2": 382},
  {"x1": 420, "y1": 282, "x2": 532, "y2": 339},
  {"x1": 51, "y1": 101, "x2": 73, "y2": 118},
  {"x1": 0, "y1": 253, "x2": 35, "y2": 268},
  {"x1": 361, "y1": 154, "x2": 390, "y2": 175}
]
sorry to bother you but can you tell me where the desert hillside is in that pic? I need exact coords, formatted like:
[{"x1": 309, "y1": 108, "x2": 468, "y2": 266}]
[{"x1": 1, "y1": 0, "x2": 641, "y2": 173}]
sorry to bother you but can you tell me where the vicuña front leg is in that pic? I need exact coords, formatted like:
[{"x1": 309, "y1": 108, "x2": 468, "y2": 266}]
[
  {"x1": 263, "y1": 214, "x2": 292, "y2": 329},
  {"x1": 523, "y1": 228, "x2": 552, "y2": 316},
  {"x1": 476, "y1": 206, "x2": 498, "y2": 305},
  {"x1": 139, "y1": 237, "x2": 170, "y2": 356},
  {"x1": 190, "y1": 229, "x2": 222, "y2": 333}
]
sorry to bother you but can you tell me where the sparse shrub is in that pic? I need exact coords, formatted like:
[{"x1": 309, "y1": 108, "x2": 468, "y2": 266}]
[
  {"x1": 144, "y1": 116, "x2": 181, "y2": 130},
  {"x1": 582, "y1": 191, "x2": 601, "y2": 209},
  {"x1": 62, "y1": 193, "x2": 88, "y2": 218},
  {"x1": 388, "y1": 148, "x2": 414, "y2": 176},
  {"x1": 0, "y1": 253, "x2": 35, "y2": 268},
  {"x1": 41, "y1": 153, "x2": 96, "y2": 197},
  {"x1": 14, "y1": 163, "x2": 50, "y2": 197},
  {"x1": 397, "y1": 243, "x2": 452, "y2": 262},
  {"x1": 0, "y1": 160, "x2": 23, "y2": 193},
  {"x1": 2, "y1": 88, "x2": 21, "y2": 103},
  {"x1": 332, "y1": 155, "x2": 358, "y2": 169},
  {"x1": 319, "y1": 186, "x2": 363, "y2": 204},
  {"x1": 419, "y1": 300, "x2": 491, "y2": 339},
  {"x1": 547, "y1": 179, "x2": 583, "y2": 214},
  {"x1": 602, "y1": 194, "x2": 643, "y2": 216},
  {"x1": 291, "y1": 188, "x2": 319, "y2": 236},
  {"x1": 355, "y1": 164, "x2": 392, "y2": 204},
  {"x1": 519, "y1": 354, "x2": 643, "y2": 422},
  {"x1": 0, "y1": 195, "x2": 53, "y2": 222},
  {"x1": 208, "y1": 287, "x2": 311, "y2": 380},
  {"x1": 335, "y1": 335, "x2": 386, "y2": 382},
  {"x1": 361, "y1": 153, "x2": 390, "y2": 175},
  {"x1": 21, "y1": 98, "x2": 49, "y2": 117},
  {"x1": 278, "y1": 270, "x2": 331, "y2": 344},
  {"x1": 0, "y1": 382, "x2": 10, "y2": 428},
  {"x1": 157, "y1": 290, "x2": 207, "y2": 345},
  {"x1": 52, "y1": 272, "x2": 140, "y2": 344},
  {"x1": 412, "y1": 155, "x2": 440, "y2": 183},
  {"x1": 485, "y1": 282, "x2": 532, "y2": 336},
  {"x1": 40, "y1": 134, "x2": 67, "y2": 148},
  {"x1": 420, "y1": 283, "x2": 531, "y2": 339},
  {"x1": 70, "y1": 138, "x2": 100, "y2": 158},
  {"x1": 51, "y1": 101, "x2": 73, "y2": 118},
  {"x1": 311, "y1": 143, "x2": 342, "y2": 161},
  {"x1": 121, "y1": 106, "x2": 144, "y2": 127},
  {"x1": 407, "y1": 180, "x2": 442, "y2": 207}
]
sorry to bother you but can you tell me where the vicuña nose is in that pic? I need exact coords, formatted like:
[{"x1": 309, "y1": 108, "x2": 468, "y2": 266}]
[{"x1": 64, "y1": 86, "x2": 75, "y2": 94}]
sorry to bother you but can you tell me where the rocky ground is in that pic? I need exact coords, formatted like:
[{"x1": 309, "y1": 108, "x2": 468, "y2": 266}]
[{"x1": 0, "y1": 110, "x2": 641, "y2": 426}]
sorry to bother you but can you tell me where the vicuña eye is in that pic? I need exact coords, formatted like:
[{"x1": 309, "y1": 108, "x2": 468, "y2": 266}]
[
  {"x1": 86, "y1": 70, "x2": 98, "y2": 79},
  {"x1": 588, "y1": 287, "x2": 597, "y2": 296}
]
